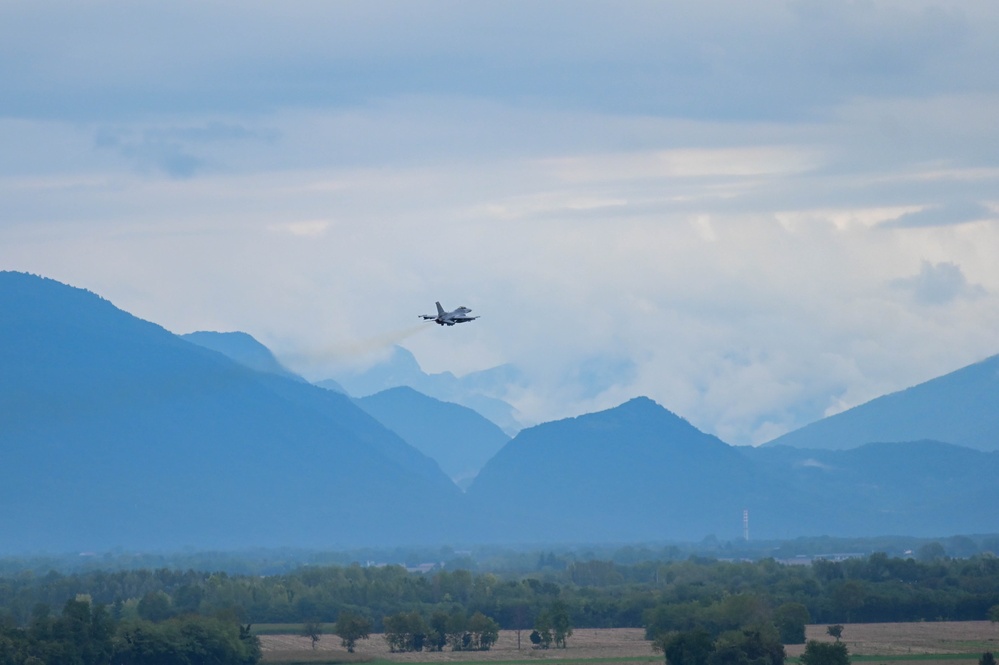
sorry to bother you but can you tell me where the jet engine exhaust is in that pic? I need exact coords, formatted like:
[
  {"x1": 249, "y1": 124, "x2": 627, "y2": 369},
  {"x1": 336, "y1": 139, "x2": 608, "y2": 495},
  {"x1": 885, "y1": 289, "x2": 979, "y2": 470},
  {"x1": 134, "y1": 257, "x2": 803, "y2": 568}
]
[{"x1": 280, "y1": 323, "x2": 430, "y2": 367}]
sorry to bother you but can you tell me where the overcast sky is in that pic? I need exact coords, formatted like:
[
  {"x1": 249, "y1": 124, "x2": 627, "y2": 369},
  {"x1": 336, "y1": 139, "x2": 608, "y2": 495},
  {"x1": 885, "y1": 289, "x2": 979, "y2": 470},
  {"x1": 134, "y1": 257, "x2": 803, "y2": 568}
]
[{"x1": 3, "y1": 1, "x2": 999, "y2": 444}]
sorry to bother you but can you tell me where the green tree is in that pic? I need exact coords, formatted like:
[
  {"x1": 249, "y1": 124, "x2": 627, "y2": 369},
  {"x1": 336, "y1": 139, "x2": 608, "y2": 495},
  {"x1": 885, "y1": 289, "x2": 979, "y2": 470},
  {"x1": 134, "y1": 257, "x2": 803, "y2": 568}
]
[
  {"x1": 24, "y1": 598, "x2": 116, "y2": 665},
  {"x1": 917, "y1": 542, "x2": 947, "y2": 562},
  {"x1": 549, "y1": 600, "x2": 573, "y2": 648},
  {"x1": 445, "y1": 609, "x2": 469, "y2": 651},
  {"x1": 426, "y1": 610, "x2": 449, "y2": 652},
  {"x1": 467, "y1": 611, "x2": 500, "y2": 651},
  {"x1": 334, "y1": 611, "x2": 371, "y2": 653},
  {"x1": 509, "y1": 602, "x2": 530, "y2": 650},
  {"x1": 113, "y1": 615, "x2": 260, "y2": 665},
  {"x1": 774, "y1": 603, "x2": 810, "y2": 645},
  {"x1": 653, "y1": 629, "x2": 714, "y2": 665},
  {"x1": 383, "y1": 611, "x2": 427, "y2": 652},
  {"x1": 980, "y1": 653, "x2": 996, "y2": 665},
  {"x1": 800, "y1": 640, "x2": 850, "y2": 665},
  {"x1": 136, "y1": 591, "x2": 172, "y2": 623},
  {"x1": 532, "y1": 611, "x2": 554, "y2": 649},
  {"x1": 302, "y1": 620, "x2": 322, "y2": 650},
  {"x1": 709, "y1": 628, "x2": 785, "y2": 665},
  {"x1": 826, "y1": 625, "x2": 844, "y2": 642},
  {"x1": 710, "y1": 594, "x2": 770, "y2": 634},
  {"x1": 172, "y1": 584, "x2": 204, "y2": 615},
  {"x1": 831, "y1": 581, "x2": 866, "y2": 623},
  {"x1": 989, "y1": 605, "x2": 999, "y2": 624}
]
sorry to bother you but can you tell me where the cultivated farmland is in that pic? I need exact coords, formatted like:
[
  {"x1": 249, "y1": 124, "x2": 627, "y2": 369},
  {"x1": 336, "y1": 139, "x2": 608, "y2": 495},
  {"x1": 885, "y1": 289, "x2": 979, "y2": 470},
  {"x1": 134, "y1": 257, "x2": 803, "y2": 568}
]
[{"x1": 259, "y1": 621, "x2": 999, "y2": 664}]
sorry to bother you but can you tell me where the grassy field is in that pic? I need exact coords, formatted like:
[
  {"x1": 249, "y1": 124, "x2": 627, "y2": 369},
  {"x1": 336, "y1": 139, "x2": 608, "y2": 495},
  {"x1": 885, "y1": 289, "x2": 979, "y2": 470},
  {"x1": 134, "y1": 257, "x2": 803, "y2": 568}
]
[{"x1": 258, "y1": 622, "x2": 999, "y2": 665}]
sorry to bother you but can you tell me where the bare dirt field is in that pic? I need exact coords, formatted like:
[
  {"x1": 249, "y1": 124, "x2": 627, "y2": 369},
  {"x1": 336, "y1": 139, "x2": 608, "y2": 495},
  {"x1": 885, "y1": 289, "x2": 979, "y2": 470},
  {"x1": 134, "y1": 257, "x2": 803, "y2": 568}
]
[
  {"x1": 260, "y1": 627, "x2": 655, "y2": 664},
  {"x1": 790, "y1": 621, "x2": 999, "y2": 657},
  {"x1": 260, "y1": 622, "x2": 999, "y2": 665}
]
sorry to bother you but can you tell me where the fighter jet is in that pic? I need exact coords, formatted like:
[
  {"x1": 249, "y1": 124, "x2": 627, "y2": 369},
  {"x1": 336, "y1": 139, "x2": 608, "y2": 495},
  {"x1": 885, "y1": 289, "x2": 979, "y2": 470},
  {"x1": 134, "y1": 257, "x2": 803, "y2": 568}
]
[{"x1": 420, "y1": 301, "x2": 479, "y2": 326}]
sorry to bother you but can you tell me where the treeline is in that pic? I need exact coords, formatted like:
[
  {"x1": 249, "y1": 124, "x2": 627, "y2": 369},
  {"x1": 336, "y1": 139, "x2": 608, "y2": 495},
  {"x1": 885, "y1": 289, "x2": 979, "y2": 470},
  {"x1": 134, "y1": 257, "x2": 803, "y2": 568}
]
[
  {"x1": 0, "y1": 597, "x2": 260, "y2": 665},
  {"x1": 4, "y1": 533, "x2": 993, "y2": 578},
  {"x1": 2, "y1": 553, "x2": 999, "y2": 637}
]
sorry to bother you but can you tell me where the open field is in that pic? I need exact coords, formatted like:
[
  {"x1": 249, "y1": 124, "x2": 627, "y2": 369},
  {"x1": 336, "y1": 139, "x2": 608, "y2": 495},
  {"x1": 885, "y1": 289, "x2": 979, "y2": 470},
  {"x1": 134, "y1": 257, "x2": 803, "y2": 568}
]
[
  {"x1": 259, "y1": 622, "x2": 999, "y2": 665},
  {"x1": 792, "y1": 621, "x2": 999, "y2": 657},
  {"x1": 260, "y1": 627, "x2": 656, "y2": 664}
]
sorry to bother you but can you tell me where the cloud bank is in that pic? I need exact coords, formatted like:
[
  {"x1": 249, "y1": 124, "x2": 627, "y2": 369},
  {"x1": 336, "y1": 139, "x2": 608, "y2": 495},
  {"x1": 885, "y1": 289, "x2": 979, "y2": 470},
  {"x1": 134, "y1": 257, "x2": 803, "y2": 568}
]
[{"x1": 2, "y1": 1, "x2": 999, "y2": 444}]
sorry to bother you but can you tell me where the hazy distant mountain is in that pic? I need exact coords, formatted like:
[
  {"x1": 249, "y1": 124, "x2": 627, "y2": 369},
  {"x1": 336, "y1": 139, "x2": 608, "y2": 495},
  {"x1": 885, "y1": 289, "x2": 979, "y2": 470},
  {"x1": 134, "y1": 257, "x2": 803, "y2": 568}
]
[
  {"x1": 466, "y1": 398, "x2": 999, "y2": 542},
  {"x1": 320, "y1": 346, "x2": 524, "y2": 436},
  {"x1": 465, "y1": 397, "x2": 770, "y2": 542},
  {"x1": 0, "y1": 271, "x2": 459, "y2": 553},
  {"x1": 5, "y1": 271, "x2": 999, "y2": 552},
  {"x1": 182, "y1": 330, "x2": 305, "y2": 382},
  {"x1": 764, "y1": 355, "x2": 999, "y2": 451},
  {"x1": 356, "y1": 386, "x2": 510, "y2": 489},
  {"x1": 741, "y1": 441, "x2": 999, "y2": 537}
]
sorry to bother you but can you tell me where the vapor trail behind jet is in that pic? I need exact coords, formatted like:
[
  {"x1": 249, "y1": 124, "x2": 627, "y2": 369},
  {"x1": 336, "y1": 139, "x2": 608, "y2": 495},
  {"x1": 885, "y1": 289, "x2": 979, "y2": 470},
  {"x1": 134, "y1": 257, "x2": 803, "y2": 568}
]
[{"x1": 281, "y1": 323, "x2": 429, "y2": 366}]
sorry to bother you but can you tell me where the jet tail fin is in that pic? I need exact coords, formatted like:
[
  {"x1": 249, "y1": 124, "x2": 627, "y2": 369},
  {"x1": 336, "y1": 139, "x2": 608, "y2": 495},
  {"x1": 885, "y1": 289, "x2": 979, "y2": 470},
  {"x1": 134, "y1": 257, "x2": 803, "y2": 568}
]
[{"x1": 435, "y1": 301, "x2": 445, "y2": 316}]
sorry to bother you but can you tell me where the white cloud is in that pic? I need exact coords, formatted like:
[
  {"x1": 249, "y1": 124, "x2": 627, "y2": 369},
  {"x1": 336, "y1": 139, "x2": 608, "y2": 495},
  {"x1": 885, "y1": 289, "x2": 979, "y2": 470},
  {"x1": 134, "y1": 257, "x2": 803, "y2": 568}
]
[
  {"x1": 541, "y1": 146, "x2": 820, "y2": 182},
  {"x1": 881, "y1": 201, "x2": 995, "y2": 228},
  {"x1": 797, "y1": 459, "x2": 835, "y2": 471},
  {"x1": 3, "y1": 2, "x2": 999, "y2": 446},
  {"x1": 269, "y1": 220, "x2": 331, "y2": 237}
]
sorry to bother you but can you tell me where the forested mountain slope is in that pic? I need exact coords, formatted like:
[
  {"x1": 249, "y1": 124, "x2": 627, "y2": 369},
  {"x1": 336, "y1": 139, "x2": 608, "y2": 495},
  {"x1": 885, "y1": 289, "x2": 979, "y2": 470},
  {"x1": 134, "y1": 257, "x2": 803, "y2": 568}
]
[
  {"x1": 182, "y1": 330, "x2": 305, "y2": 382},
  {"x1": 0, "y1": 271, "x2": 459, "y2": 552},
  {"x1": 467, "y1": 398, "x2": 999, "y2": 542},
  {"x1": 322, "y1": 345, "x2": 524, "y2": 436},
  {"x1": 742, "y1": 441, "x2": 999, "y2": 537},
  {"x1": 4, "y1": 271, "x2": 999, "y2": 551},
  {"x1": 466, "y1": 397, "x2": 772, "y2": 542},
  {"x1": 764, "y1": 354, "x2": 999, "y2": 451},
  {"x1": 356, "y1": 386, "x2": 509, "y2": 488}
]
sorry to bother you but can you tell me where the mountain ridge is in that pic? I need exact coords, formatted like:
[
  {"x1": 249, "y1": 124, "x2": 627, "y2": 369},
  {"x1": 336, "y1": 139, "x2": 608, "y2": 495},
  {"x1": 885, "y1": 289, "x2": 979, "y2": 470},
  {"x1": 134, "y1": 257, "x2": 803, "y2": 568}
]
[
  {"x1": 0, "y1": 271, "x2": 459, "y2": 552},
  {"x1": 355, "y1": 386, "x2": 510, "y2": 489},
  {"x1": 182, "y1": 330, "x2": 306, "y2": 382},
  {"x1": 4, "y1": 271, "x2": 999, "y2": 551},
  {"x1": 322, "y1": 346, "x2": 524, "y2": 436},
  {"x1": 764, "y1": 354, "x2": 999, "y2": 451},
  {"x1": 465, "y1": 396, "x2": 767, "y2": 543}
]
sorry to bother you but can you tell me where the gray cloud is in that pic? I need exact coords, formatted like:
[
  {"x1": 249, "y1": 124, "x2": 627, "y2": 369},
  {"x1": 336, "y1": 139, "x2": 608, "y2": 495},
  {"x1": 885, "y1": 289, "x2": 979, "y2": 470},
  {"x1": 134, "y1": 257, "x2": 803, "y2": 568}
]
[
  {"x1": 881, "y1": 201, "x2": 995, "y2": 228},
  {"x1": 3, "y1": 2, "x2": 997, "y2": 122},
  {"x1": 3, "y1": 2, "x2": 999, "y2": 445},
  {"x1": 892, "y1": 261, "x2": 987, "y2": 305},
  {"x1": 93, "y1": 121, "x2": 277, "y2": 178}
]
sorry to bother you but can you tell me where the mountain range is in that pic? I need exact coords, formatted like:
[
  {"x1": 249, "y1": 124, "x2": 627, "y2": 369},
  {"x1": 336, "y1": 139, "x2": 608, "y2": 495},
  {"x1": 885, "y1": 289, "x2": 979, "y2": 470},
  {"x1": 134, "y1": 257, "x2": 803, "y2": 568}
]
[
  {"x1": 355, "y1": 386, "x2": 510, "y2": 489},
  {"x1": 321, "y1": 346, "x2": 525, "y2": 436},
  {"x1": 465, "y1": 399, "x2": 999, "y2": 542},
  {"x1": 0, "y1": 272, "x2": 459, "y2": 552},
  {"x1": 178, "y1": 335, "x2": 508, "y2": 488},
  {"x1": 2, "y1": 271, "x2": 998, "y2": 552},
  {"x1": 763, "y1": 354, "x2": 999, "y2": 451},
  {"x1": 182, "y1": 330, "x2": 306, "y2": 383},
  {"x1": 465, "y1": 397, "x2": 768, "y2": 543}
]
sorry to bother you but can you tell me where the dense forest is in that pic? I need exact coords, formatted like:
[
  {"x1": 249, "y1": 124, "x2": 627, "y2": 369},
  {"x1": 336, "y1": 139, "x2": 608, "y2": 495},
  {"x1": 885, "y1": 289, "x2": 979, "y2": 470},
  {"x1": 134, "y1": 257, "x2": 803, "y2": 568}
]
[
  {"x1": 3, "y1": 552, "x2": 999, "y2": 645},
  {"x1": 0, "y1": 597, "x2": 261, "y2": 665}
]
